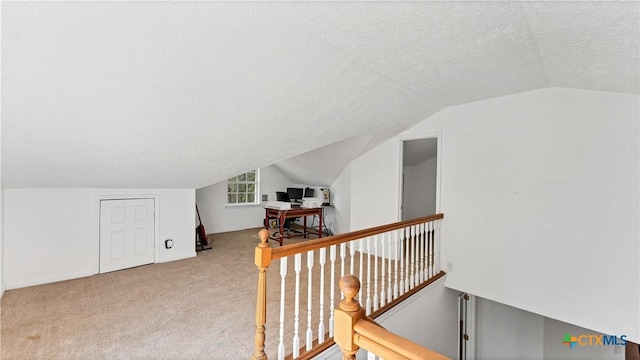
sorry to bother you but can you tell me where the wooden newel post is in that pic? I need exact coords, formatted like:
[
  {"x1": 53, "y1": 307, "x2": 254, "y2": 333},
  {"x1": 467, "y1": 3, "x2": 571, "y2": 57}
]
[
  {"x1": 334, "y1": 274, "x2": 366, "y2": 360},
  {"x1": 252, "y1": 229, "x2": 272, "y2": 360}
]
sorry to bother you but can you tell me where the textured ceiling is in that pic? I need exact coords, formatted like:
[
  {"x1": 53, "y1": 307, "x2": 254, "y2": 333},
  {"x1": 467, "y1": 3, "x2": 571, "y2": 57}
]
[{"x1": 2, "y1": 1, "x2": 638, "y2": 189}]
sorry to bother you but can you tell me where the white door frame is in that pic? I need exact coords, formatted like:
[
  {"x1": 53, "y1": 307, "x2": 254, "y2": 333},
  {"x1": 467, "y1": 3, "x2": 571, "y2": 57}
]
[
  {"x1": 397, "y1": 131, "x2": 442, "y2": 221},
  {"x1": 93, "y1": 194, "x2": 160, "y2": 275},
  {"x1": 458, "y1": 293, "x2": 477, "y2": 360}
]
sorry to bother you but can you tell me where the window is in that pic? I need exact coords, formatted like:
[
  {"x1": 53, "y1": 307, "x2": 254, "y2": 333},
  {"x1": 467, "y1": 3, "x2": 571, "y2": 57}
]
[{"x1": 227, "y1": 169, "x2": 260, "y2": 205}]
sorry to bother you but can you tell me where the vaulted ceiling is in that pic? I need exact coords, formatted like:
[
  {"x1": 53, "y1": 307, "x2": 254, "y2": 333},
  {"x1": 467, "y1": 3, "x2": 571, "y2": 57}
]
[{"x1": 2, "y1": 1, "x2": 638, "y2": 189}]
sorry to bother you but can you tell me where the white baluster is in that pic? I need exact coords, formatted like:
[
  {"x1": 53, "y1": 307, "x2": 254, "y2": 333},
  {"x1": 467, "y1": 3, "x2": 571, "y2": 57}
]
[
  {"x1": 389, "y1": 231, "x2": 400, "y2": 299},
  {"x1": 412, "y1": 226, "x2": 417, "y2": 287},
  {"x1": 380, "y1": 233, "x2": 386, "y2": 308},
  {"x1": 340, "y1": 242, "x2": 346, "y2": 280},
  {"x1": 411, "y1": 225, "x2": 420, "y2": 289},
  {"x1": 306, "y1": 251, "x2": 314, "y2": 351},
  {"x1": 350, "y1": 240, "x2": 356, "y2": 275},
  {"x1": 431, "y1": 220, "x2": 440, "y2": 275},
  {"x1": 428, "y1": 221, "x2": 433, "y2": 278},
  {"x1": 318, "y1": 248, "x2": 326, "y2": 343},
  {"x1": 408, "y1": 225, "x2": 412, "y2": 289},
  {"x1": 405, "y1": 227, "x2": 410, "y2": 293},
  {"x1": 399, "y1": 229, "x2": 405, "y2": 296},
  {"x1": 278, "y1": 257, "x2": 287, "y2": 360},
  {"x1": 358, "y1": 238, "x2": 364, "y2": 305},
  {"x1": 293, "y1": 253, "x2": 301, "y2": 357},
  {"x1": 366, "y1": 236, "x2": 372, "y2": 315},
  {"x1": 423, "y1": 222, "x2": 429, "y2": 279},
  {"x1": 435, "y1": 219, "x2": 441, "y2": 272},
  {"x1": 416, "y1": 224, "x2": 421, "y2": 285},
  {"x1": 406, "y1": 227, "x2": 413, "y2": 291},
  {"x1": 329, "y1": 245, "x2": 336, "y2": 338},
  {"x1": 425, "y1": 221, "x2": 430, "y2": 276},
  {"x1": 387, "y1": 232, "x2": 393, "y2": 303},
  {"x1": 419, "y1": 223, "x2": 425, "y2": 283},
  {"x1": 373, "y1": 235, "x2": 379, "y2": 312},
  {"x1": 340, "y1": 242, "x2": 346, "y2": 304}
]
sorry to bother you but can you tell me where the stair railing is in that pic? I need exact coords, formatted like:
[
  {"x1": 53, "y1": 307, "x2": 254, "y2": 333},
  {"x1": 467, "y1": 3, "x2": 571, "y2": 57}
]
[
  {"x1": 251, "y1": 213, "x2": 444, "y2": 360},
  {"x1": 335, "y1": 274, "x2": 450, "y2": 360}
]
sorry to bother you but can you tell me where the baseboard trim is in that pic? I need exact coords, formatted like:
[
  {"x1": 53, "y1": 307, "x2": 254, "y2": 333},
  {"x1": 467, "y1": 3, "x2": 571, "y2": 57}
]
[
  {"x1": 158, "y1": 251, "x2": 196, "y2": 263},
  {"x1": 6, "y1": 270, "x2": 94, "y2": 290},
  {"x1": 6, "y1": 252, "x2": 196, "y2": 290}
]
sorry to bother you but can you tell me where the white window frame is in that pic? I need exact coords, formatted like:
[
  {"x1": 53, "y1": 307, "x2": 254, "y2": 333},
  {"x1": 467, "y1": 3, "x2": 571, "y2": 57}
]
[{"x1": 227, "y1": 169, "x2": 260, "y2": 206}]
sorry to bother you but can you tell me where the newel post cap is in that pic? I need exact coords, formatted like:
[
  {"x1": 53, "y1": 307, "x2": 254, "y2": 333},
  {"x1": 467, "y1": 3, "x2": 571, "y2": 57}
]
[
  {"x1": 255, "y1": 229, "x2": 272, "y2": 268},
  {"x1": 339, "y1": 274, "x2": 361, "y2": 312}
]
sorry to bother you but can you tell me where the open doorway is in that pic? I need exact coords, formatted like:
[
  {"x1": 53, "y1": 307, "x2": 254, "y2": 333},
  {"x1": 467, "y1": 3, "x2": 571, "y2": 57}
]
[{"x1": 400, "y1": 136, "x2": 439, "y2": 221}]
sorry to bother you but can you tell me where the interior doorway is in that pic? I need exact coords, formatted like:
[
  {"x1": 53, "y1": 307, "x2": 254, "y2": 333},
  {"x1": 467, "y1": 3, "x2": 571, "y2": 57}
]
[
  {"x1": 400, "y1": 136, "x2": 439, "y2": 221},
  {"x1": 99, "y1": 198, "x2": 156, "y2": 273},
  {"x1": 458, "y1": 292, "x2": 476, "y2": 359}
]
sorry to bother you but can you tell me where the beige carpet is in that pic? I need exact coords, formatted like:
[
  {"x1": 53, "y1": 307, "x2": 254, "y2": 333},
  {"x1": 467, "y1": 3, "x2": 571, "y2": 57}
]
[
  {"x1": 1, "y1": 228, "x2": 329, "y2": 360},
  {"x1": 1, "y1": 226, "x2": 410, "y2": 360}
]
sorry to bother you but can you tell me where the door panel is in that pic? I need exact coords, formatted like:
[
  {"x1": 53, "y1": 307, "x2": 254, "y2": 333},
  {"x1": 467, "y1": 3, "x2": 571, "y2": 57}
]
[
  {"x1": 100, "y1": 199, "x2": 155, "y2": 273},
  {"x1": 110, "y1": 230, "x2": 126, "y2": 260},
  {"x1": 133, "y1": 227, "x2": 148, "y2": 255}
]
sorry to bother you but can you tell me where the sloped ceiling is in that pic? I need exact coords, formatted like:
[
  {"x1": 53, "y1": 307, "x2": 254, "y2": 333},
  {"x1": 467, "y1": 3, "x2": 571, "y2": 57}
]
[{"x1": 2, "y1": 1, "x2": 638, "y2": 189}]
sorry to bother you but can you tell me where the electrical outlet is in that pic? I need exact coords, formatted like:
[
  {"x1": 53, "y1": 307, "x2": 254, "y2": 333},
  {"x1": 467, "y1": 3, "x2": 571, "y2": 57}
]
[{"x1": 446, "y1": 261, "x2": 453, "y2": 272}]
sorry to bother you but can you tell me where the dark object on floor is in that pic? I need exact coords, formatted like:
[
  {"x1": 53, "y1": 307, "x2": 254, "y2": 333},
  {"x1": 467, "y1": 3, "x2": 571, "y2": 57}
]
[{"x1": 196, "y1": 204, "x2": 212, "y2": 252}]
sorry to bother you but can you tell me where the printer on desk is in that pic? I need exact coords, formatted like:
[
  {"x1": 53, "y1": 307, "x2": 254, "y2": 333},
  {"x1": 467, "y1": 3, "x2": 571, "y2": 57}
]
[
  {"x1": 265, "y1": 201, "x2": 292, "y2": 210},
  {"x1": 301, "y1": 197, "x2": 323, "y2": 208},
  {"x1": 265, "y1": 198, "x2": 322, "y2": 209}
]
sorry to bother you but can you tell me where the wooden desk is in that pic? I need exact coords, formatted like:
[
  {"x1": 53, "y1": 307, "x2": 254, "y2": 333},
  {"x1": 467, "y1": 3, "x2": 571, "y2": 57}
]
[{"x1": 264, "y1": 206, "x2": 323, "y2": 246}]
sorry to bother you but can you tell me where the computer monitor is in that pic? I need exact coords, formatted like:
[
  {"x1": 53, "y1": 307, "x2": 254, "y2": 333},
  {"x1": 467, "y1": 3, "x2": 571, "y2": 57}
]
[
  {"x1": 275, "y1": 191, "x2": 290, "y2": 202},
  {"x1": 286, "y1": 187, "x2": 304, "y2": 202},
  {"x1": 304, "y1": 187, "x2": 315, "y2": 197}
]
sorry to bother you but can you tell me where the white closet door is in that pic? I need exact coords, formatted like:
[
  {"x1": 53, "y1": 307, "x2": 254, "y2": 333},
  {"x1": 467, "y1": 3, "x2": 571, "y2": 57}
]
[{"x1": 100, "y1": 199, "x2": 155, "y2": 273}]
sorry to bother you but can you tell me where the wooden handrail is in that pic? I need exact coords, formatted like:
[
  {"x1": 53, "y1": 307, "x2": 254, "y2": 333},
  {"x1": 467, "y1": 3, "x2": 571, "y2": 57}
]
[
  {"x1": 354, "y1": 319, "x2": 449, "y2": 359},
  {"x1": 334, "y1": 274, "x2": 450, "y2": 360},
  {"x1": 252, "y1": 214, "x2": 445, "y2": 360},
  {"x1": 272, "y1": 213, "x2": 443, "y2": 259}
]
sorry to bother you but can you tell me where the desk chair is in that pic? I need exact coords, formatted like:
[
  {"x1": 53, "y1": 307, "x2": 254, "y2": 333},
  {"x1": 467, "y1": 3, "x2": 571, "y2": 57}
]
[{"x1": 273, "y1": 191, "x2": 301, "y2": 236}]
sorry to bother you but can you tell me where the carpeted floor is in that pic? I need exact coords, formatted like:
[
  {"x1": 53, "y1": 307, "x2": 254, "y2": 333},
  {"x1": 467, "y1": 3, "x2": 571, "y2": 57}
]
[{"x1": 0, "y1": 227, "x2": 323, "y2": 360}]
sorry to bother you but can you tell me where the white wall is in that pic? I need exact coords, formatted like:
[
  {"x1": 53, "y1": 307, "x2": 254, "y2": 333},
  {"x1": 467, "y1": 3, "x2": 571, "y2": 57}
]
[
  {"x1": 196, "y1": 165, "x2": 292, "y2": 234},
  {"x1": 330, "y1": 163, "x2": 351, "y2": 235},
  {"x1": 403, "y1": 155, "x2": 437, "y2": 220},
  {"x1": 4, "y1": 188, "x2": 195, "y2": 289},
  {"x1": 0, "y1": 160, "x2": 3, "y2": 299},
  {"x1": 350, "y1": 139, "x2": 401, "y2": 231},
  {"x1": 348, "y1": 88, "x2": 640, "y2": 342},
  {"x1": 475, "y1": 297, "x2": 625, "y2": 360},
  {"x1": 0, "y1": 1, "x2": 4, "y2": 298},
  {"x1": 316, "y1": 275, "x2": 459, "y2": 359},
  {"x1": 476, "y1": 297, "x2": 544, "y2": 360},
  {"x1": 376, "y1": 275, "x2": 459, "y2": 358},
  {"x1": 1, "y1": 187, "x2": 3, "y2": 298}
]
